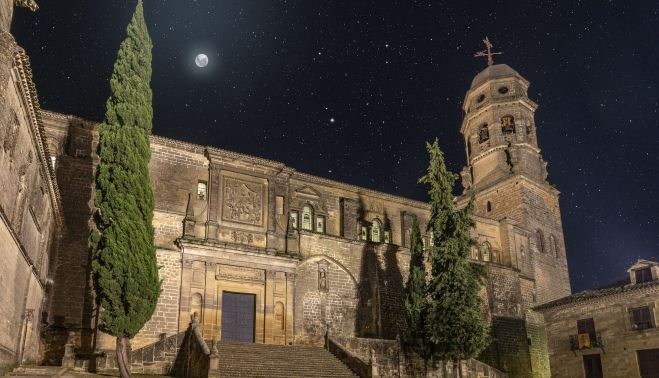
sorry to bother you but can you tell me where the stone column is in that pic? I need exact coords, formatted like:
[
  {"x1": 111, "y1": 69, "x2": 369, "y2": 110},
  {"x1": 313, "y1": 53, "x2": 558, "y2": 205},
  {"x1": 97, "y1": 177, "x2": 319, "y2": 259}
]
[
  {"x1": 206, "y1": 163, "x2": 220, "y2": 240},
  {"x1": 285, "y1": 272, "x2": 295, "y2": 344},
  {"x1": 263, "y1": 270, "x2": 276, "y2": 344}
]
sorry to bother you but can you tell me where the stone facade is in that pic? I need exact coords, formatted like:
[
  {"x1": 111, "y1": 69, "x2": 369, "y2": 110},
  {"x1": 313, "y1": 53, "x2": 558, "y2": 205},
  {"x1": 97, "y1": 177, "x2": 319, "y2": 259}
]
[
  {"x1": 536, "y1": 260, "x2": 659, "y2": 378},
  {"x1": 0, "y1": 0, "x2": 61, "y2": 368},
  {"x1": 40, "y1": 61, "x2": 569, "y2": 377},
  {"x1": 0, "y1": 1, "x2": 572, "y2": 373}
]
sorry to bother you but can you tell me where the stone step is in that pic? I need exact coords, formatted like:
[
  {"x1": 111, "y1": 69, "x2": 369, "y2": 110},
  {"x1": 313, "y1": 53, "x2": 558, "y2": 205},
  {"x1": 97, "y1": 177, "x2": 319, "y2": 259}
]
[
  {"x1": 6, "y1": 366, "x2": 67, "y2": 377},
  {"x1": 215, "y1": 342, "x2": 357, "y2": 378}
]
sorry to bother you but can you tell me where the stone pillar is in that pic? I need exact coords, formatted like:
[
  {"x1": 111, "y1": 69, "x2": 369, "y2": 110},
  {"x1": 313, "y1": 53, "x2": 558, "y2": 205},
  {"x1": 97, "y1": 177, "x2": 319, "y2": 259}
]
[
  {"x1": 340, "y1": 198, "x2": 358, "y2": 239},
  {"x1": 263, "y1": 270, "x2": 276, "y2": 344},
  {"x1": 206, "y1": 163, "x2": 220, "y2": 240},
  {"x1": 61, "y1": 331, "x2": 76, "y2": 368},
  {"x1": 285, "y1": 272, "x2": 295, "y2": 344}
]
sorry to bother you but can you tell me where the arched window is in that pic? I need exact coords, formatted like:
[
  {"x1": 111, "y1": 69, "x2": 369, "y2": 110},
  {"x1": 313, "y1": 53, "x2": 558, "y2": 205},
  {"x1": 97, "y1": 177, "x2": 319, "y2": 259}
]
[
  {"x1": 486, "y1": 201, "x2": 492, "y2": 213},
  {"x1": 550, "y1": 234, "x2": 559, "y2": 258},
  {"x1": 301, "y1": 205, "x2": 313, "y2": 231},
  {"x1": 481, "y1": 242, "x2": 491, "y2": 262},
  {"x1": 371, "y1": 220, "x2": 382, "y2": 243},
  {"x1": 501, "y1": 115, "x2": 515, "y2": 134},
  {"x1": 478, "y1": 124, "x2": 490, "y2": 143},
  {"x1": 536, "y1": 230, "x2": 545, "y2": 254}
]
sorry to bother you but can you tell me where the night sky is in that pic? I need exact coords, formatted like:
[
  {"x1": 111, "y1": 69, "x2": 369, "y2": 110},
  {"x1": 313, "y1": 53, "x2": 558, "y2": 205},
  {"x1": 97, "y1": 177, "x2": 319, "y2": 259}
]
[{"x1": 11, "y1": 1, "x2": 659, "y2": 292}]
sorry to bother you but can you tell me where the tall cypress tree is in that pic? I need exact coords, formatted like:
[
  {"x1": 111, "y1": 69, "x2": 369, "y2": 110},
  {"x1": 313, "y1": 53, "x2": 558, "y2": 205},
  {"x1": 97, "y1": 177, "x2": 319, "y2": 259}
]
[
  {"x1": 403, "y1": 216, "x2": 428, "y2": 356},
  {"x1": 89, "y1": 1, "x2": 160, "y2": 377},
  {"x1": 420, "y1": 139, "x2": 489, "y2": 376}
]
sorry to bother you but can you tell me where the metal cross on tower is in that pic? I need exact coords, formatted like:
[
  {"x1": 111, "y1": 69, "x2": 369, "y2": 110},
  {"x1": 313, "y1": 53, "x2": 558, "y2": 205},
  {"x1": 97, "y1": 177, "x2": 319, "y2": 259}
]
[{"x1": 474, "y1": 37, "x2": 502, "y2": 66}]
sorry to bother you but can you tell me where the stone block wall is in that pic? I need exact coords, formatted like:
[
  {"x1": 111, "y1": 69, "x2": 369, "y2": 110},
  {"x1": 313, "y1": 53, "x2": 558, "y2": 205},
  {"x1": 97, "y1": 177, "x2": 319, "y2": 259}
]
[
  {"x1": 540, "y1": 286, "x2": 659, "y2": 378},
  {"x1": 131, "y1": 250, "x2": 182, "y2": 350}
]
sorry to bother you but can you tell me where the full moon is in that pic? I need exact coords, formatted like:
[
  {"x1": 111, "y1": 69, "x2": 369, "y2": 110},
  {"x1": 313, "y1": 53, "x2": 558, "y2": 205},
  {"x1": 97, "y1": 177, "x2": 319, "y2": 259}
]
[{"x1": 195, "y1": 54, "x2": 209, "y2": 68}]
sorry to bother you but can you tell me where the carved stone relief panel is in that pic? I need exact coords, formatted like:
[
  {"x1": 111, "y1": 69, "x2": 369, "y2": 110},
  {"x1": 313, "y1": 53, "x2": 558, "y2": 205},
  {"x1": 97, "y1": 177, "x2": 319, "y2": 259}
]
[
  {"x1": 215, "y1": 264, "x2": 265, "y2": 283},
  {"x1": 222, "y1": 176, "x2": 264, "y2": 226}
]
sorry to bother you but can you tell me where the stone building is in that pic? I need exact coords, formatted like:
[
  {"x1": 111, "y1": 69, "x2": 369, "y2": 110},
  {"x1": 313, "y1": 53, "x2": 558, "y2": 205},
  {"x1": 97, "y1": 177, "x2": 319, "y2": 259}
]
[
  {"x1": 0, "y1": 2, "x2": 573, "y2": 376},
  {"x1": 36, "y1": 63, "x2": 569, "y2": 378},
  {"x1": 535, "y1": 260, "x2": 659, "y2": 378},
  {"x1": 0, "y1": 0, "x2": 61, "y2": 367}
]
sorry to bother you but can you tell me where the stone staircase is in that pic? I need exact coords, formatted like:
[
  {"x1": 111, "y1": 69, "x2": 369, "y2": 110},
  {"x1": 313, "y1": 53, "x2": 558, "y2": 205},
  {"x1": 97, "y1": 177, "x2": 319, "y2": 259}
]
[
  {"x1": 217, "y1": 342, "x2": 358, "y2": 377},
  {"x1": 6, "y1": 366, "x2": 67, "y2": 377}
]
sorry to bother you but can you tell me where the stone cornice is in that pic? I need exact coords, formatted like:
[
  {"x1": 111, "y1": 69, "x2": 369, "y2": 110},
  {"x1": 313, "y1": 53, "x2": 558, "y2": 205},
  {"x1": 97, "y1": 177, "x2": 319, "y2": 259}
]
[
  {"x1": 13, "y1": 48, "x2": 61, "y2": 224},
  {"x1": 43, "y1": 113, "x2": 431, "y2": 212}
]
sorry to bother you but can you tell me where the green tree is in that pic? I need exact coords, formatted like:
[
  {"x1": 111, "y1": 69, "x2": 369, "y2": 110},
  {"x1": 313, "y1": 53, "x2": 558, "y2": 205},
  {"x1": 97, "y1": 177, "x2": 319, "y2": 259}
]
[
  {"x1": 420, "y1": 139, "x2": 490, "y2": 376},
  {"x1": 89, "y1": 1, "x2": 160, "y2": 377},
  {"x1": 403, "y1": 215, "x2": 428, "y2": 356}
]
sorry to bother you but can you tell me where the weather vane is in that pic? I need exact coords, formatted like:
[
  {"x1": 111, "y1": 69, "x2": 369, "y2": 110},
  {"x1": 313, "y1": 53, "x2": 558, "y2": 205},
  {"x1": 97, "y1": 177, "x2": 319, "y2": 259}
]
[{"x1": 474, "y1": 37, "x2": 502, "y2": 66}]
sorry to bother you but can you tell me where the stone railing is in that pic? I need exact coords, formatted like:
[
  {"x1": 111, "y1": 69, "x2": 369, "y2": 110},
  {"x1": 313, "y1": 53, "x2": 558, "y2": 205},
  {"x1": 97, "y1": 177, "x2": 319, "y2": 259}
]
[
  {"x1": 327, "y1": 333, "x2": 508, "y2": 378},
  {"x1": 326, "y1": 333, "x2": 373, "y2": 377},
  {"x1": 171, "y1": 317, "x2": 219, "y2": 378}
]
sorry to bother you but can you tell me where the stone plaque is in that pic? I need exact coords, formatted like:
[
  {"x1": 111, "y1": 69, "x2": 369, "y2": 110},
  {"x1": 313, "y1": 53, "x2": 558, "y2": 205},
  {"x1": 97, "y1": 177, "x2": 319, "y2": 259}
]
[
  {"x1": 215, "y1": 264, "x2": 265, "y2": 283},
  {"x1": 222, "y1": 177, "x2": 263, "y2": 226}
]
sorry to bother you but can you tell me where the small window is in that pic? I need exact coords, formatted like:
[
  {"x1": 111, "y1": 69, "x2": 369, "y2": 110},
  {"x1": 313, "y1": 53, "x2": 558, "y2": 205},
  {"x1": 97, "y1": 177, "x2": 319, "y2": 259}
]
[
  {"x1": 360, "y1": 225, "x2": 368, "y2": 241},
  {"x1": 492, "y1": 250, "x2": 499, "y2": 264},
  {"x1": 478, "y1": 124, "x2": 490, "y2": 143},
  {"x1": 481, "y1": 242, "x2": 491, "y2": 262},
  {"x1": 536, "y1": 230, "x2": 545, "y2": 254},
  {"x1": 635, "y1": 268, "x2": 653, "y2": 284},
  {"x1": 486, "y1": 201, "x2": 492, "y2": 213},
  {"x1": 501, "y1": 115, "x2": 515, "y2": 134},
  {"x1": 631, "y1": 306, "x2": 654, "y2": 330},
  {"x1": 197, "y1": 181, "x2": 207, "y2": 200},
  {"x1": 498, "y1": 86, "x2": 509, "y2": 94},
  {"x1": 301, "y1": 205, "x2": 314, "y2": 231},
  {"x1": 477, "y1": 94, "x2": 485, "y2": 103},
  {"x1": 315, "y1": 216, "x2": 325, "y2": 233},
  {"x1": 290, "y1": 211, "x2": 299, "y2": 230},
  {"x1": 371, "y1": 220, "x2": 382, "y2": 243},
  {"x1": 429, "y1": 231, "x2": 434, "y2": 247},
  {"x1": 50, "y1": 156, "x2": 57, "y2": 170},
  {"x1": 383, "y1": 230, "x2": 391, "y2": 244}
]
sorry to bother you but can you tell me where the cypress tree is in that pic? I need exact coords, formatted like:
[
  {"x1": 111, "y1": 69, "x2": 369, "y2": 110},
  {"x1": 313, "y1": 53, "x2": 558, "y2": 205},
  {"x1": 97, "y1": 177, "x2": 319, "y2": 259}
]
[
  {"x1": 403, "y1": 215, "x2": 428, "y2": 356},
  {"x1": 89, "y1": 1, "x2": 160, "y2": 376},
  {"x1": 420, "y1": 139, "x2": 489, "y2": 376}
]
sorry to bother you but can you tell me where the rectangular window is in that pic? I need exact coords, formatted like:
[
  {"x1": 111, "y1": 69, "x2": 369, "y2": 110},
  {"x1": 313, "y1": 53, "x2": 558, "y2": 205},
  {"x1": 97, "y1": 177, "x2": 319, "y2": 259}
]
[
  {"x1": 315, "y1": 216, "x2": 325, "y2": 233},
  {"x1": 360, "y1": 225, "x2": 368, "y2": 241},
  {"x1": 577, "y1": 318, "x2": 597, "y2": 346},
  {"x1": 635, "y1": 268, "x2": 653, "y2": 284},
  {"x1": 383, "y1": 230, "x2": 391, "y2": 244},
  {"x1": 276, "y1": 196, "x2": 284, "y2": 215},
  {"x1": 197, "y1": 181, "x2": 207, "y2": 200},
  {"x1": 290, "y1": 211, "x2": 298, "y2": 230},
  {"x1": 631, "y1": 306, "x2": 654, "y2": 330}
]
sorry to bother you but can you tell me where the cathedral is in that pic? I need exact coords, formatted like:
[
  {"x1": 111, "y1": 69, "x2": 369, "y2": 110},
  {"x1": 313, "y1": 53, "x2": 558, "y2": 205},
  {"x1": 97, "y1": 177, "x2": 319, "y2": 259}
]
[{"x1": 0, "y1": 2, "x2": 571, "y2": 377}]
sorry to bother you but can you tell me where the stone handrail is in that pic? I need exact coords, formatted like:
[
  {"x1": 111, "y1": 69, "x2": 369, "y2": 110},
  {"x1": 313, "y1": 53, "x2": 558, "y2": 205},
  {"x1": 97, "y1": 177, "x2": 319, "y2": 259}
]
[
  {"x1": 325, "y1": 332, "x2": 374, "y2": 377},
  {"x1": 172, "y1": 316, "x2": 219, "y2": 378}
]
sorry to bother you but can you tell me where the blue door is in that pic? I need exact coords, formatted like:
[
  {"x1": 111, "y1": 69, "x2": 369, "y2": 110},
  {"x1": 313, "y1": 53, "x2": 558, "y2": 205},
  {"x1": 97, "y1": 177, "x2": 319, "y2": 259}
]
[{"x1": 220, "y1": 292, "x2": 255, "y2": 342}]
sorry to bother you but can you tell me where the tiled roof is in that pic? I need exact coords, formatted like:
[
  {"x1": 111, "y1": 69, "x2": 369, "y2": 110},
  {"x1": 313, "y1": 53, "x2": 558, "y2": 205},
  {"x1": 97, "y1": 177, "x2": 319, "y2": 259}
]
[{"x1": 534, "y1": 277, "x2": 659, "y2": 311}]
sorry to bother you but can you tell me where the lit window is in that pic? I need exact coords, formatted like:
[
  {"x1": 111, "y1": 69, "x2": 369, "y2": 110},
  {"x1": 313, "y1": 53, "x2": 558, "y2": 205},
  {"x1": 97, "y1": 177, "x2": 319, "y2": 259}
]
[
  {"x1": 315, "y1": 215, "x2": 325, "y2": 233},
  {"x1": 50, "y1": 156, "x2": 57, "y2": 170},
  {"x1": 429, "y1": 231, "x2": 434, "y2": 246},
  {"x1": 371, "y1": 220, "x2": 382, "y2": 243},
  {"x1": 197, "y1": 181, "x2": 207, "y2": 200},
  {"x1": 360, "y1": 225, "x2": 368, "y2": 241},
  {"x1": 301, "y1": 205, "x2": 313, "y2": 231},
  {"x1": 501, "y1": 115, "x2": 515, "y2": 134},
  {"x1": 481, "y1": 242, "x2": 491, "y2": 262},
  {"x1": 384, "y1": 230, "x2": 391, "y2": 244},
  {"x1": 290, "y1": 211, "x2": 299, "y2": 230}
]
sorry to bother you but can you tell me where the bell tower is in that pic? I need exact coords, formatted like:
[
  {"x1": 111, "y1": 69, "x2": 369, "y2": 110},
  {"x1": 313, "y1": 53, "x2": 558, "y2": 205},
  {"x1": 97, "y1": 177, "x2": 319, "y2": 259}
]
[{"x1": 458, "y1": 56, "x2": 570, "y2": 305}]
